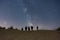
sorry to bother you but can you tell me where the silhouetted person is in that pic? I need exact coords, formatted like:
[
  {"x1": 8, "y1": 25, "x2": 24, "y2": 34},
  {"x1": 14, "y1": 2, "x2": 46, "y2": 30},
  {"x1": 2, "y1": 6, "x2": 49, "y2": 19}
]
[
  {"x1": 2, "y1": 27, "x2": 5, "y2": 29},
  {"x1": 25, "y1": 26, "x2": 27, "y2": 31},
  {"x1": 8, "y1": 26, "x2": 13, "y2": 29},
  {"x1": 56, "y1": 27, "x2": 60, "y2": 31},
  {"x1": 10, "y1": 27, "x2": 13, "y2": 29},
  {"x1": 21, "y1": 28, "x2": 23, "y2": 31},
  {"x1": 31, "y1": 26, "x2": 33, "y2": 31},
  {"x1": 0, "y1": 26, "x2": 2, "y2": 29},
  {"x1": 37, "y1": 26, "x2": 38, "y2": 30},
  {"x1": 28, "y1": 27, "x2": 30, "y2": 31},
  {"x1": 0, "y1": 26, "x2": 5, "y2": 29}
]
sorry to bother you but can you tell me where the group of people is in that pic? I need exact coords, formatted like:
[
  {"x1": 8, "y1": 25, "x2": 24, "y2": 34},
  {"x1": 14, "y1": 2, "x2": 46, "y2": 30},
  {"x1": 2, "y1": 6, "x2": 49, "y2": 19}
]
[{"x1": 21, "y1": 26, "x2": 38, "y2": 31}]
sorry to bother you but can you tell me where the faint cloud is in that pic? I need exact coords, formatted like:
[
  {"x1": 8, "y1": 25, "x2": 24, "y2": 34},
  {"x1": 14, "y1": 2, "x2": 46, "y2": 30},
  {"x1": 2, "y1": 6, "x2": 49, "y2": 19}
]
[{"x1": 23, "y1": 8, "x2": 27, "y2": 13}]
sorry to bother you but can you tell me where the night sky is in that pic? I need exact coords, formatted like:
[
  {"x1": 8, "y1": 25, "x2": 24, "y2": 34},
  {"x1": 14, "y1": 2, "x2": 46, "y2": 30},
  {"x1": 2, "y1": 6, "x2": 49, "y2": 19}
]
[{"x1": 0, "y1": 0, "x2": 60, "y2": 30}]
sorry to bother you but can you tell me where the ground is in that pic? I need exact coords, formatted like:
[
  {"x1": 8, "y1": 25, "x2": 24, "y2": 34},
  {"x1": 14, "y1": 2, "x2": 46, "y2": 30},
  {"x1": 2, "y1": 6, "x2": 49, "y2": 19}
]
[{"x1": 0, "y1": 29, "x2": 60, "y2": 40}]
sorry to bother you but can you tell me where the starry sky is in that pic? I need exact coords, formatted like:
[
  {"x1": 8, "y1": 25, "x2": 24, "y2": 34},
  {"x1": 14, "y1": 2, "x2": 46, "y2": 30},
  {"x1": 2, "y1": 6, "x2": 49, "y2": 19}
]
[{"x1": 0, "y1": 0, "x2": 60, "y2": 30}]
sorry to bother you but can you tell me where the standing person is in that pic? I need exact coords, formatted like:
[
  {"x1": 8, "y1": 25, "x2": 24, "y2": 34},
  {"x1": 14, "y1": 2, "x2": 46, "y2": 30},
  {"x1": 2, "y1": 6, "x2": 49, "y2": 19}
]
[
  {"x1": 21, "y1": 28, "x2": 23, "y2": 31},
  {"x1": 25, "y1": 26, "x2": 27, "y2": 31},
  {"x1": 28, "y1": 26, "x2": 30, "y2": 31},
  {"x1": 37, "y1": 26, "x2": 38, "y2": 30},
  {"x1": 31, "y1": 26, "x2": 33, "y2": 31}
]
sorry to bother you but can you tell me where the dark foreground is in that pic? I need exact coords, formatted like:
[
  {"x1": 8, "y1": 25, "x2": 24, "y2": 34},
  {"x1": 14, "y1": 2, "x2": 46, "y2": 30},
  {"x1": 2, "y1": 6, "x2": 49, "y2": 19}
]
[{"x1": 0, "y1": 29, "x2": 60, "y2": 40}]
